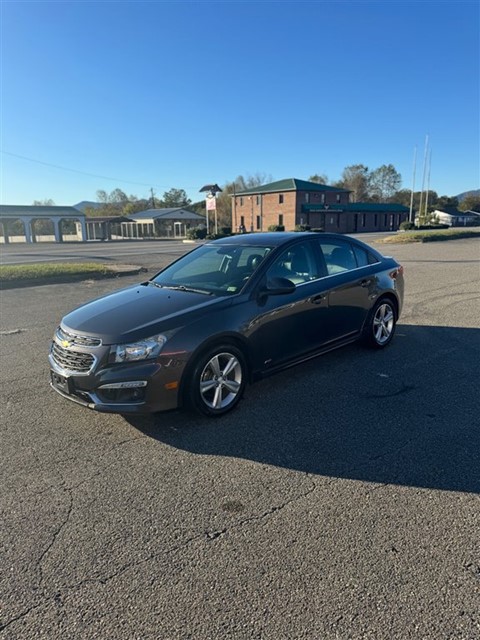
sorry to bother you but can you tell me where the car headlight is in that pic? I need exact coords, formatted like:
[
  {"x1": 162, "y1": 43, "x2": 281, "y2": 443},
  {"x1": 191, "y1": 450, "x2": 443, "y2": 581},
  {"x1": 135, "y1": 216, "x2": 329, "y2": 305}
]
[{"x1": 111, "y1": 334, "x2": 168, "y2": 363}]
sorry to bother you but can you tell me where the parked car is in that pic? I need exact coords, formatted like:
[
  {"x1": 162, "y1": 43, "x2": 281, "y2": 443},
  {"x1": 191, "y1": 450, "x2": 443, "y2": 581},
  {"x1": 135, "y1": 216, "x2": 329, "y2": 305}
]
[{"x1": 49, "y1": 232, "x2": 404, "y2": 416}]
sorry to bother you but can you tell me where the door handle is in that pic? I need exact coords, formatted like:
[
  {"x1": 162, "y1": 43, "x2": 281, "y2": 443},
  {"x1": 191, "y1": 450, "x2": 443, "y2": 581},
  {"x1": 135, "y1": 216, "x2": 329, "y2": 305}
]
[
  {"x1": 359, "y1": 279, "x2": 372, "y2": 287},
  {"x1": 311, "y1": 294, "x2": 326, "y2": 304}
]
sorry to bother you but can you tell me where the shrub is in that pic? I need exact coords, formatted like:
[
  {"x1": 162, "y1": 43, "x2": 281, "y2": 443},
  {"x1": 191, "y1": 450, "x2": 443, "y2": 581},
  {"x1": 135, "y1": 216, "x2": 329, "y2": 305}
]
[
  {"x1": 267, "y1": 225, "x2": 285, "y2": 232},
  {"x1": 206, "y1": 232, "x2": 230, "y2": 240},
  {"x1": 186, "y1": 227, "x2": 207, "y2": 240},
  {"x1": 294, "y1": 224, "x2": 311, "y2": 232},
  {"x1": 399, "y1": 221, "x2": 415, "y2": 231},
  {"x1": 310, "y1": 228, "x2": 325, "y2": 233}
]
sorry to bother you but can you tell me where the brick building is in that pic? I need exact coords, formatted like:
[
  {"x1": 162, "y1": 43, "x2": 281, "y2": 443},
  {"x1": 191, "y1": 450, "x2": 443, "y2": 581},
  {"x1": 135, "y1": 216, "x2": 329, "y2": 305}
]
[{"x1": 231, "y1": 178, "x2": 409, "y2": 233}]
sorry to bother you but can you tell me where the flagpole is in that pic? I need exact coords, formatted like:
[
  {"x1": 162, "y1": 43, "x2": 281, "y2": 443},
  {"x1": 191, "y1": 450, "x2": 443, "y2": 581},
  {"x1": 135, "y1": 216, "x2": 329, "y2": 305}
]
[
  {"x1": 409, "y1": 146, "x2": 417, "y2": 224},
  {"x1": 418, "y1": 134, "x2": 429, "y2": 223}
]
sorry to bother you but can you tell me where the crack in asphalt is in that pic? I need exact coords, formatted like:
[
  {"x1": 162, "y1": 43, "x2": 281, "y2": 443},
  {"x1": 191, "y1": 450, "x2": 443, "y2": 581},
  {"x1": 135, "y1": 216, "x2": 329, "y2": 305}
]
[
  {"x1": 36, "y1": 491, "x2": 74, "y2": 589},
  {"x1": 0, "y1": 478, "x2": 317, "y2": 633},
  {"x1": 0, "y1": 435, "x2": 150, "y2": 633}
]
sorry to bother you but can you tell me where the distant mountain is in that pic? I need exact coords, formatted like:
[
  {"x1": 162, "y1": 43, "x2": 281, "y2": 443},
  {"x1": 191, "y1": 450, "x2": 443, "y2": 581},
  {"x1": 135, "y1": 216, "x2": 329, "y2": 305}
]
[
  {"x1": 73, "y1": 201, "x2": 103, "y2": 213},
  {"x1": 456, "y1": 189, "x2": 480, "y2": 202}
]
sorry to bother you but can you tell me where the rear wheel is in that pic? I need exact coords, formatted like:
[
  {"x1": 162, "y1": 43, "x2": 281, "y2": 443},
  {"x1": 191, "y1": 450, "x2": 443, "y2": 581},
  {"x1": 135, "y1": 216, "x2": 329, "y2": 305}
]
[
  {"x1": 187, "y1": 345, "x2": 247, "y2": 416},
  {"x1": 363, "y1": 299, "x2": 397, "y2": 348}
]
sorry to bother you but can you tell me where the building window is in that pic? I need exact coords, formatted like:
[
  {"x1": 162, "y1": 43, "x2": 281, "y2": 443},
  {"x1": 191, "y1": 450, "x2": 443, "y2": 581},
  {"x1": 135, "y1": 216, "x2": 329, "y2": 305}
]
[
  {"x1": 279, "y1": 194, "x2": 284, "y2": 204},
  {"x1": 384, "y1": 214, "x2": 387, "y2": 226},
  {"x1": 320, "y1": 193, "x2": 325, "y2": 204},
  {"x1": 361, "y1": 214, "x2": 366, "y2": 227},
  {"x1": 336, "y1": 194, "x2": 341, "y2": 203},
  {"x1": 374, "y1": 214, "x2": 378, "y2": 227},
  {"x1": 330, "y1": 216, "x2": 335, "y2": 225},
  {"x1": 240, "y1": 216, "x2": 245, "y2": 226},
  {"x1": 240, "y1": 197, "x2": 243, "y2": 206},
  {"x1": 304, "y1": 193, "x2": 310, "y2": 203},
  {"x1": 256, "y1": 215, "x2": 261, "y2": 230},
  {"x1": 256, "y1": 195, "x2": 260, "y2": 206},
  {"x1": 279, "y1": 214, "x2": 284, "y2": 226},
  {"x1": 336, "y1": 213, "x2": 340, "y2": 227}
]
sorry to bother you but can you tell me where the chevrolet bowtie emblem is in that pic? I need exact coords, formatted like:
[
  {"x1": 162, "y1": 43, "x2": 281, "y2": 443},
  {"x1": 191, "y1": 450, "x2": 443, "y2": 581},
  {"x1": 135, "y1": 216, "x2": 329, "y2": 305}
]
[{"x1": 62, "y1": 339, "x2": 71, "y2": 348}]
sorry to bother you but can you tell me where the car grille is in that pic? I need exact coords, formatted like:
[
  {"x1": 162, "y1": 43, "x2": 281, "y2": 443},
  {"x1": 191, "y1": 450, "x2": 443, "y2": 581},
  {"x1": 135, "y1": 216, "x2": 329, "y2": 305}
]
[
  {"x1": 51, "y1": 342, "x2": 95, "y2": 374},
  {"x1": 56, "y1": 327, "x2": 102, "y2": 348}
]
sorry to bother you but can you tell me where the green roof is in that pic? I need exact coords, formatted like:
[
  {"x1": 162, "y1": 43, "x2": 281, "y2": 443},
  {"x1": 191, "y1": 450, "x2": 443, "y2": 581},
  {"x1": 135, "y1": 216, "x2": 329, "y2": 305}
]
[
  {"x1": 235, "y1": 178, "x2": 350, "y2": 195},
  {"x1": 303, "y1": 202, "x2": 409, "y2": 213}
]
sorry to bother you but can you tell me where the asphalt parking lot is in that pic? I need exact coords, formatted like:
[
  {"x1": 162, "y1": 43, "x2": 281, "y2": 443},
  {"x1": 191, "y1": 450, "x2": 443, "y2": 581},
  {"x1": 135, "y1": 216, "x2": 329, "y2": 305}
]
[{"x1": 1, "y1": 237, "x2": 479, "y2": 639}]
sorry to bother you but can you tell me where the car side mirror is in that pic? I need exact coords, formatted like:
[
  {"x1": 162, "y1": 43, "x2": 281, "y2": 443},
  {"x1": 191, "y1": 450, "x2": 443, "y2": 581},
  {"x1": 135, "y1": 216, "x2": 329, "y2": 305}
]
[{"x1": 259, "y1": 277, "x2": 296, "y2": 298}]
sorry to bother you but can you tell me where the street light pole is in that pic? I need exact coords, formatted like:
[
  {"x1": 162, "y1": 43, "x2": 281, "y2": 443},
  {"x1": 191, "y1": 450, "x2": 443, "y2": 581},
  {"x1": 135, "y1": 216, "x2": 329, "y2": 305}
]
[{"x1": 199, "y1": 183, "x2": 223, "y2": 236}]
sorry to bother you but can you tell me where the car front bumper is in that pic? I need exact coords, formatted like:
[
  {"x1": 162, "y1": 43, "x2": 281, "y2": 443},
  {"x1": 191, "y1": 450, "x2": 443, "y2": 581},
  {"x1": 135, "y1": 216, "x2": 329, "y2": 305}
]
[{"x1": 49, "y1": 353, "x2": 185, "y2": 414}]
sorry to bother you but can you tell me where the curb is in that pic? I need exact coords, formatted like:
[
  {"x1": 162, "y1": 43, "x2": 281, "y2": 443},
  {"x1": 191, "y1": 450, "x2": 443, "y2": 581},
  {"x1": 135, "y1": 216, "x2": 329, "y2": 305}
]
[{"x1": 0, "y1": 265, "x2": 147, "y2": 290}]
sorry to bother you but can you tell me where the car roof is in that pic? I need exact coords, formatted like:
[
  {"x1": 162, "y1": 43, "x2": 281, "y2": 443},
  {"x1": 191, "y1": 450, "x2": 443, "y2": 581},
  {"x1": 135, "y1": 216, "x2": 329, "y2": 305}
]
[
  {"x1": 209, "y1": 231, "x2": 352, "y2": 247},
  {"x1": 209, "y1": 232, "x2": 385, "y2": 260}
]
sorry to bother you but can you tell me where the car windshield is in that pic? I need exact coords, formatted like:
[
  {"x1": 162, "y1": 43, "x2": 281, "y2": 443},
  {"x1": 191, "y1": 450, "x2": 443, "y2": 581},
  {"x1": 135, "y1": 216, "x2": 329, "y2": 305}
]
[{"x1": 151, "y1": 244, "x2": 272, "y2": 296}]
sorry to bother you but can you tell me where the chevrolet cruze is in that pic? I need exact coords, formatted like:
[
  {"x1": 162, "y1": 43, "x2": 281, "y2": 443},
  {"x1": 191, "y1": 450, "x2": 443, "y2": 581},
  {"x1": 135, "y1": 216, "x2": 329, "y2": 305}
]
[{"x1": 49, "y1": 232, "x2": 404, "y2": 416}]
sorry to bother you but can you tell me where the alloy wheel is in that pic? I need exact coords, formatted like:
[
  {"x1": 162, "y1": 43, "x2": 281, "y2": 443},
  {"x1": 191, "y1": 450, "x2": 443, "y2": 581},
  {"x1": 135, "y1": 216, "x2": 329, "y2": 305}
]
[
  {"x1": 373, "y1": 303, "x2": 395, "y2": 345},
  {"x1": 199, "y1": 352, "x2": 243, "y2": 410}
]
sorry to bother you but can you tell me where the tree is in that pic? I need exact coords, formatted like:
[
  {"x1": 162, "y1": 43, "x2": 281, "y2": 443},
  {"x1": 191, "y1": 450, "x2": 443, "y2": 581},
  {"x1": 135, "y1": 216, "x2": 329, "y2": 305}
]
[
  {"x1": 435, "y1": 195, "x2": 459, "y2": 210},
  {"x1": 123, "y1": 199, "x2": 151, "y2": 215},
  {"x1": 459, "y1": 194, "x2": 480, "y2": 212},
  {"x1": 109, "y1": 188, "x2": 129, "y2": 204},
  {"x1": 161, "y1": 188, "x2": 191, "y2": 208},
  {"x1": 199, "y1": 174, "x2": 272, "y2": 231},
  {"x1": 340, "y1": 164, "x2": 370, "y2": 201},
  {"x1": 232, "y1": 172, "x2": 272, "y2": 192},
  {"x1": 369, "y1": 164, "x2": 402, "y2": 201},
  {"x1": 93, "y1": 188, "x2": 142, "y2": 216},
  {"x1": 96, "y1": 190, "x2": 109, "y2": 204},
  {"x1": 309, "y1": 174, "x2": 329, "y2": 185}
]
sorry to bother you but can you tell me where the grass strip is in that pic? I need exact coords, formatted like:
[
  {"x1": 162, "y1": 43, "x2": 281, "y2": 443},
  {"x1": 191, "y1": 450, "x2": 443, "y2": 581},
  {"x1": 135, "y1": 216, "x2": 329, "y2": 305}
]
[
  {"x1": 0, "y1": 262, "x2": 114, "y2": 283},
  {"x1": 382, "y1": 229, "x2": 480, "y2": 244}
]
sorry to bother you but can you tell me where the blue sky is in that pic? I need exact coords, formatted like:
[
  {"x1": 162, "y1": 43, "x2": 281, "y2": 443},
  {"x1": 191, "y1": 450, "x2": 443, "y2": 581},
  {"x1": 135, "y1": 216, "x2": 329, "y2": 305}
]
[{"x1": 1, "y1": 0, "x2": 479, "y2": 205}]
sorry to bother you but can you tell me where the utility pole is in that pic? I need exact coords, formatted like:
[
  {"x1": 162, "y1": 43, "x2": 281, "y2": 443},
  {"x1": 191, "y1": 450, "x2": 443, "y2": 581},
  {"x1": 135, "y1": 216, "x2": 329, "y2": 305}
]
[{"x1": 150, "y1": 188, "x2": 156, "y2": 209}]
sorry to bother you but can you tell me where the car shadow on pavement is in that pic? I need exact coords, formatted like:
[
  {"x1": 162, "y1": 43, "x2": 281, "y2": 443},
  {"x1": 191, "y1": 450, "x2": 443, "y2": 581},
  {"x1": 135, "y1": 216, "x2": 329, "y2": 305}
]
[{"x1": 125, "y1": 324, "x2": 480, "y2": 494}]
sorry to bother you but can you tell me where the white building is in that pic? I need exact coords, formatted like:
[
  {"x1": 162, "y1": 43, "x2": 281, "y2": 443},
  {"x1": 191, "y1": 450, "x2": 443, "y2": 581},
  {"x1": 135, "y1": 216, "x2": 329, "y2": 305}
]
[{"x1": 432, "y1": 207, "x2": 480, "y2": 227}]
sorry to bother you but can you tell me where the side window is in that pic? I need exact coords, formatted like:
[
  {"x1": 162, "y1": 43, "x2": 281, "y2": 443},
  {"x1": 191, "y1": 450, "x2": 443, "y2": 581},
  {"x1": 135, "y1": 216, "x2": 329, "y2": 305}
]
[
  {"x1": 267, "y1": 242, "x2": 320, "y2": 285},
  {"x1": 353, "y1": 245, "x2": 369, "y2": 267},
  {"x1": 319, "y1": 240, "x2": 357, "y2": 275},
  {"x1": 353, "y1": 244, "x2": 380, "y2": 267}
]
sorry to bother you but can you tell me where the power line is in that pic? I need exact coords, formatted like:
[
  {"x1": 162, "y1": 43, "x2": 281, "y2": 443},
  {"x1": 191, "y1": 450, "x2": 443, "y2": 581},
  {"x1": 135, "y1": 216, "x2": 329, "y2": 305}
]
[{"x1": 0, "y1": 150, "x2": 200, "y2": 191}]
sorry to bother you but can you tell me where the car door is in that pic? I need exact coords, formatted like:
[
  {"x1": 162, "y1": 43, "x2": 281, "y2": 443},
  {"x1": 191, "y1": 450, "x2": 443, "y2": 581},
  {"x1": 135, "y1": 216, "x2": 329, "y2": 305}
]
[
  {"x1": 246, "y1": 239, "x2": 332, "y2": 371},
  {"x1": 315, "y1": 238, "x2": 374, "y2": 340}
]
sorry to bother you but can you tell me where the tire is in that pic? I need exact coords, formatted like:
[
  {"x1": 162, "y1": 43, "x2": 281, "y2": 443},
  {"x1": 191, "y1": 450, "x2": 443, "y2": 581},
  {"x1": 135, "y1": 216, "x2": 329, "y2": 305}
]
[
  {"x1": 187, "y1": 345, "x2": 247, "y2": 416},
  {"x1": 363, "y1": 298, "x2": 397, "y2": 349}
]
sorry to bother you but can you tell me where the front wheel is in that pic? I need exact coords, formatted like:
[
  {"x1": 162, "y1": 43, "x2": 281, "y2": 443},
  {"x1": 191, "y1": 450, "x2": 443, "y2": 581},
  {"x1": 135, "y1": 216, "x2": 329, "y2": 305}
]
[
  {"x1": 363, "y1": 299, "x2": 397, "y2": 348},
  {"x1": 187, "y1": 345, "x2": 247, "y2": 416}
]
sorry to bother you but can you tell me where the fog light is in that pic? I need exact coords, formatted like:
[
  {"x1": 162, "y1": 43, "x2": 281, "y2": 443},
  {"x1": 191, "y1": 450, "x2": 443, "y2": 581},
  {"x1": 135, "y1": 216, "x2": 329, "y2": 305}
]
[{"x1": 99, "y1": 381, "x2": 147, "y2": 389}]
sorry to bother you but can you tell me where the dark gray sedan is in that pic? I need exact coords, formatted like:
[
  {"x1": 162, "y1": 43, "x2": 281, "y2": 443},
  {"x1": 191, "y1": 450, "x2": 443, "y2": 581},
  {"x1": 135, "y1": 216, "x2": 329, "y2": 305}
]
[{"x1": 49, "y1": 232, "x2": 404, "y2": 416}]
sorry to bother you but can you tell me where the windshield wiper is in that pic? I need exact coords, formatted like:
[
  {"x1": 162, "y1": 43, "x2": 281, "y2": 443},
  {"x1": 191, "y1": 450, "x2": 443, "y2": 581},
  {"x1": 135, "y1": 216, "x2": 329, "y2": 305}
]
[{"x1": 161, "y1": 284, "x2": 212, "y2": 295}]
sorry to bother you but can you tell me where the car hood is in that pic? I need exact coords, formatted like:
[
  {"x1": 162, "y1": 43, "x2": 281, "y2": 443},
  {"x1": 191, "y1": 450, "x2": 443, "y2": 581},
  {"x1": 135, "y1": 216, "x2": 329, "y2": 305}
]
[{"x1": 61, "y1": 283, "x2": 229, "y2": 344}]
